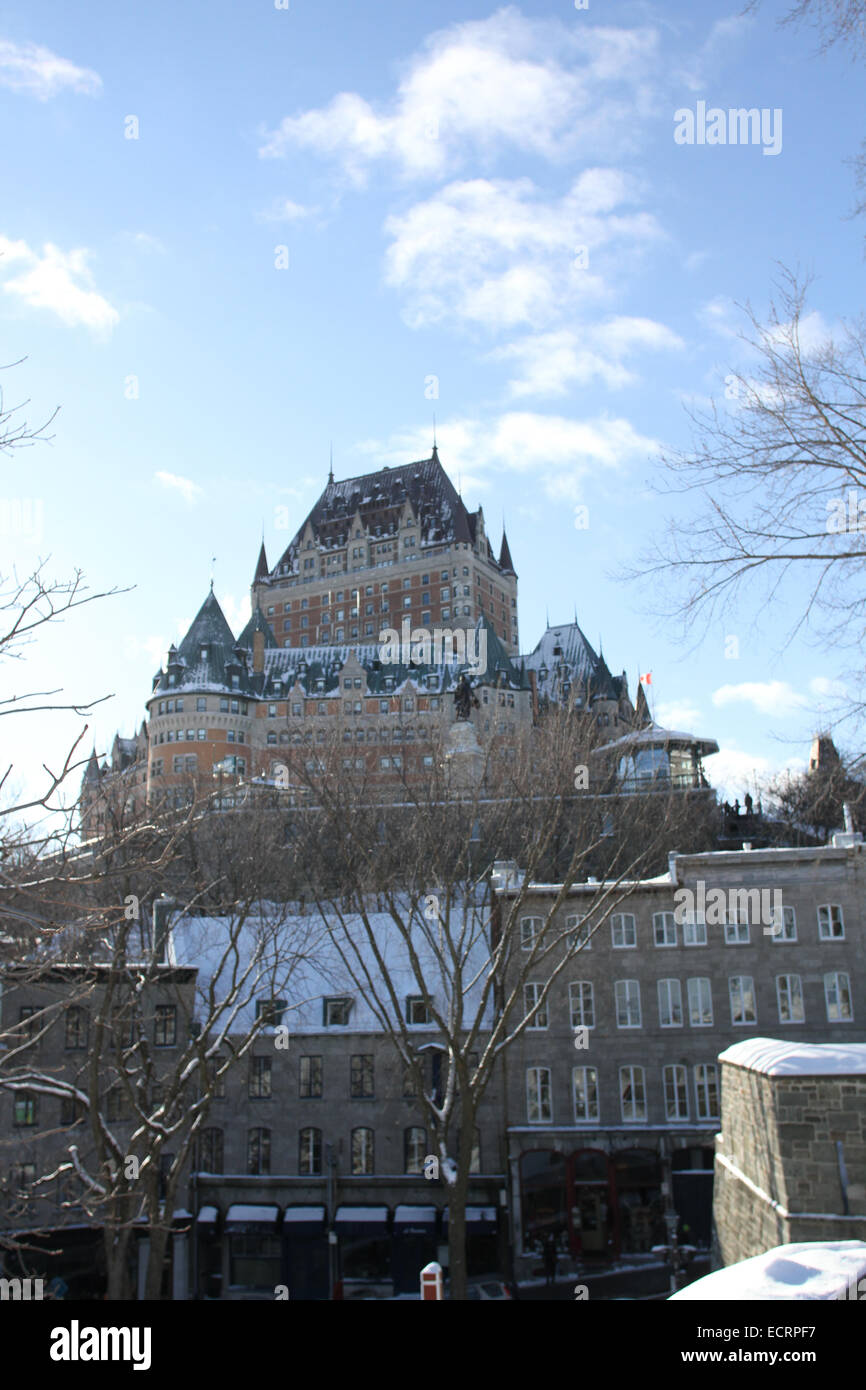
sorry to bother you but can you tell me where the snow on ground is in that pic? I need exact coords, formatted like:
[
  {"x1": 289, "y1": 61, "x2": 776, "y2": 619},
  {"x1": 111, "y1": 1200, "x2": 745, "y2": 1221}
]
[{"x1": 669, "y1": 1241, "x2": 866, "y2": 1300}]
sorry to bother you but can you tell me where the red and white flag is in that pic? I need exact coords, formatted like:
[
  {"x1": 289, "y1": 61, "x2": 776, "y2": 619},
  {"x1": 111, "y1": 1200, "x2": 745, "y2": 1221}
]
[{"x1": 639, "y1": 672, "x2": 652, "y2": 685}]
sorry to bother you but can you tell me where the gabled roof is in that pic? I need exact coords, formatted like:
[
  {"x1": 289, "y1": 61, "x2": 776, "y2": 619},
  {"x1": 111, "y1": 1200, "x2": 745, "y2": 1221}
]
[{"x1": 264, "y1": 453, "x2": 505, "y2": 580}]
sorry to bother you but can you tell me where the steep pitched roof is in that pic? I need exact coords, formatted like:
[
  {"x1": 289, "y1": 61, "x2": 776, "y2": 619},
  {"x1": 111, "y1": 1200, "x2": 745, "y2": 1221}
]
[
  {"x1": 253, "y1": 541, "x2": 269, "y2": 585},
  {"x1": 498, "y1": 529, "x2": 516, "y2": 576},
  {"x1": 266, "y1": 453, "x2": 495, "y2": 579},
  {"x1": 237, "y1": 605, "x2": 277, "y2": 649},
  {"x1": 635, "y1": 682, "x2": 652, "y2": 728},
  {"x1": 152, "y1": 589, "x2": 254, "y2": 696}
]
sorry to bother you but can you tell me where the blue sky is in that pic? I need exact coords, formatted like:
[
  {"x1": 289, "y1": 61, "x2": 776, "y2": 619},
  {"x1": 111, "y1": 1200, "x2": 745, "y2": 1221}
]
[{"x1": 1, "y1": 0, "x2": 863, "y2": 817}]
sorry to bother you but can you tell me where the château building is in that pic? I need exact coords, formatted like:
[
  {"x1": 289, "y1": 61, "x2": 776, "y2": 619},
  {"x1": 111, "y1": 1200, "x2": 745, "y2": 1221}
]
[{"x1": 79, "y1": 450, "x2": 717, "y2": 837}]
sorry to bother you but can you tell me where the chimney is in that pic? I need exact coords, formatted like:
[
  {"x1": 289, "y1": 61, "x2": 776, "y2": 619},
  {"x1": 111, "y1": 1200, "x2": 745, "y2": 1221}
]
[
  {"x1": 844, "y1": 802, "x2": 854, "y2": 834},
  {"x1": 668, "y1": 851, "x2": 679, "y2": 884},
  {"x1": 253, "y1": 630, "x2": 265, "y2": 674}
]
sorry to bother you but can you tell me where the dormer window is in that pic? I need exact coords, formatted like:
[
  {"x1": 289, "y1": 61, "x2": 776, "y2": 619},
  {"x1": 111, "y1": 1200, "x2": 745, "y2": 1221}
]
[
  {"x1": 201, "y1": 646, "x2": 208, "y2": 661},
  {"x1": 323, "y1": 996, "x2": 353, "y2": 1026}
]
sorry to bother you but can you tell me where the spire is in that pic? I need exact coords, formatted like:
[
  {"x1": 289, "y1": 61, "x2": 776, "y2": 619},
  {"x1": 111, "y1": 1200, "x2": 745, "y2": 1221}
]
[
  {"x1": 498, "y1": 528, "x2": 515, "y2": 575},
  {"x1": 253, "y1": 540, "x2": 269, "y2": 585},
  {"x1": 83, "y1": 747, "x2": 101, "y2": 785},
  {"x1": 328, "y1": 442, "x2": 334, "y2": 485}
]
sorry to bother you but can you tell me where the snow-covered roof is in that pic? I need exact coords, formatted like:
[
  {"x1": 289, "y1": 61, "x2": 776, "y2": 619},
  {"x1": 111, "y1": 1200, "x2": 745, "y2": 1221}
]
[
  {"x1": 171, "y1": 899, "x2": 495, "y2": 1035},
  {"x1": 197, "y1": 1206, "x2": 219, "y2": 1224},
  {"x1": 669, "y1": 1241, "x2": 866, "y2": 1301},
  {"x1": 595, "y1": 721, "x2": 718, "y2": 757},
  {"x1": 719, "y1": 1038, "x2": 866, "y2": 1077}
]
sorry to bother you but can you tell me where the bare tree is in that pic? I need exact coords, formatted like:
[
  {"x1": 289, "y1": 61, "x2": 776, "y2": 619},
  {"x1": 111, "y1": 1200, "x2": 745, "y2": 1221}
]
[
  {"x1": 297, "y1": 707, "x2": 708, "y2": 1298},
  {"x1": 627, "y1": 270, "x2": 866, "y2": 665},
  {"x1": 0, "y1": 793, "x2": 326, "y2": 1299}
]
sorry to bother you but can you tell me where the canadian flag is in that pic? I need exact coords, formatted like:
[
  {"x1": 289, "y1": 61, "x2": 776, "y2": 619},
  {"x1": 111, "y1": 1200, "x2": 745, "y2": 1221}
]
[{"x1": 639, "y1": 672, "x2": 652, "y2": 685}]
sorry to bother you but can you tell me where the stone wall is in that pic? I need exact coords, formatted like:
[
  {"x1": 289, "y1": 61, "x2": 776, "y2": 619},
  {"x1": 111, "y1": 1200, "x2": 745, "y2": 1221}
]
[{"x1": 714, "y1": 1059, "x2": 866, "y2": 1266}]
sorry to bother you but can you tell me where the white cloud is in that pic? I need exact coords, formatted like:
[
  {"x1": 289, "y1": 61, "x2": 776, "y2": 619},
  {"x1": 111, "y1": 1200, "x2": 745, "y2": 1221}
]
[
  {"x1": 654, "y1": 699, "x2": 701, "y2": 730},
  {"x1": 493, "y1": 317, "x2": 683, "y2": 397},
  {"x1": 706, "y1": 744, "x2": 774, "y2": 799},
  {"x1": 356, "y1": 410, "x2": 659, "y2": 503},
  {"x1": 0, "y1": 39, "x2": 101, "y2": 100},
  {"x1": 259, "y1": 10, "x2": 661, "y2": 183},
  {"x1": 0, "y1": 236, "x2": 118, "y2": 333},
  {"x1": 383, "y1": 172, "x2": 664, "y2": 331},
  {"x1": 129, "y1": 231, "x2": 167, "y2": 254},
  {"x1": 256, "y1": 198, "x2": 316, "y2": 223},
  {"x1": 712, "y1": 680, "x2": 809, "y2": 716},
  {"x1": 155, "y1": 471, "x2": 203, "y2": 504}
]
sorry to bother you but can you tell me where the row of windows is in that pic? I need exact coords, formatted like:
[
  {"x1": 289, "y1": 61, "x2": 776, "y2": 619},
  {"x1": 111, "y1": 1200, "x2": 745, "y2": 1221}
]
[
  {"x1": 526, "y1": 1063, "x2": 720, "y2": 1125},
  {"x1": 15, "y1": 1005, "x2": 179, "y2": 1050},
  {"x1": 202, "y1": 1125, "x2": 480, "y2": 1176},
  {"x1": 525, "y1": 972, "x2": 854, "y2": 1030},
  {"x1": 520, "y1": 906, "x2": 848, "y2": 950},
  {"x1": 155, "y1": 698, "x2": 250, "y2": 716}
]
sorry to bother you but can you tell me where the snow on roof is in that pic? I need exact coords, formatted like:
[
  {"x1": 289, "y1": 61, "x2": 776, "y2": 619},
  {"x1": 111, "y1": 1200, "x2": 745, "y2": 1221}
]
[
  {"x1": 225, "y1": 1204, "x2": 279, "y2": 1223},
  {"x1": 197, "y1": 1206, "x2": 219, "y2": 1223},
  {"x1": 670, "y1": 1241, "x2": 866, "y2": 1301},
  {"x1": 394, "y1": 1206, "x2": 437, "y2": 1223},
  {"x1": 335, "y1": 1206, "x2": 389, "y2": 1223},
  {"x1": 719, "y1": 1038, "x2": 866, "y2": 1077},
  {"x1": 171, "y1": 899, "x2": 494, "y2": 1035},
  {"x1": 283, "y1": 1206, "x2": 325, "y2": 1223}
]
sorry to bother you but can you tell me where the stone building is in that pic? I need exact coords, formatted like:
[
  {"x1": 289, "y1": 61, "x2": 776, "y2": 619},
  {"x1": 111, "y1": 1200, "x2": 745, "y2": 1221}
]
[
  {"x1": 492, "y1": 833, "x2": 866, "y2": 1279},
  {"x1": 81, "y1": 451, "x2": 687, "y2": 831},
  {"x1": 713, "y1": 1037, "x2": 866, "y2": 1267}
]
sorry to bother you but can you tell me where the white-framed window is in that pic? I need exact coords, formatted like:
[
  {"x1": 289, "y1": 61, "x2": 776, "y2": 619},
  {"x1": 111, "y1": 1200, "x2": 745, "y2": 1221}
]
[
  {"x1": 524, "y1": 983, "x2": 548, "y2": 1030},
  {"x1": 653, "y1": 912, "x2": 676, "y2": 947},
  {"x1": 682, "y1": 916, "x2": 707, "y2": 946},
  {"x1": 566, "y1": 914, "x2": 590, "y2": 950},
  {"x1": 526, "y1": 1067, "x2": 552, "y2": 1124},
  {"x1": 772, "y1": 905, "x2": 797, "y2": 942},
  {"x1": 776, "y1": 974, "x2": 805, "y2": 1024},
  {"x1": 323, "y1": 996, "x2": 352, "y2": 1027},
  {"x1": 520, "y1": 916, "x2": 542, "y2": 950},
  {"x1": 824, "y1": 971, "x2": 853, "y2": 1022},
  {"x1": 572, "y1": 1066, "x2": 599, "y2": 1122},
  {"x1": 614, "y1": 979, "x2": 641, "y2": 1028},
  {"x1": 619, "y1": 1066, "x2": 646, "y2": 1122},
  {"x1": 724, "y1": 916, "x2": 751, "y2": 945},
  {"x1": 569, "y1": 981, "x2": 594, "y2": 1030},
  {"x1": 657, "y1": 978, "x2": 683, "y2": 1027},
  {"x1": 729, "y1": 976, "x2": 757, "y2": 1025},
  {"x1": 818, "y1": 904, "x2": 845, "y2": 940},
  {"x1": 611, "y1": 913, "x2": 636, "y2": 948},
  {"x1": 663, "y1": 1064, "x2": 689, "y2": 1120},
  {"x1": 694, "y1": 1063, "x2": 719, "y2": 1120},
  {"x1": 687, "y1": 977, "x2": 713, "y2": 1027}
]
